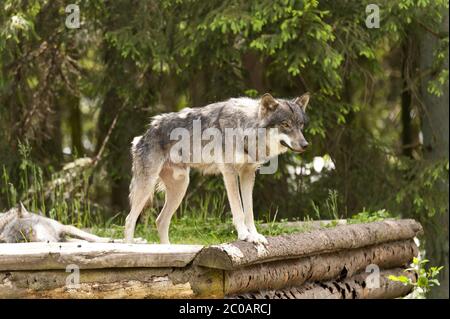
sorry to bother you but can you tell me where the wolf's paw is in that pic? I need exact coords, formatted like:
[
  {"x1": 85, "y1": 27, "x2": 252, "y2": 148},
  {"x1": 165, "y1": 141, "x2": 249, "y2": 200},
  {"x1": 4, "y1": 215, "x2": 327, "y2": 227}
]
[
  {"x1": 238, "y1": 230, "x2": 251, "y2": 242},
  {"x1": 116, "y1": 237, "x2": 147, "y2": 244},
  {"x1": 131, "y1": 237, "x2": 148, "y2": 244},
  {"x1": 245, "y1": 232, "x2": 268, "y2": 245}
]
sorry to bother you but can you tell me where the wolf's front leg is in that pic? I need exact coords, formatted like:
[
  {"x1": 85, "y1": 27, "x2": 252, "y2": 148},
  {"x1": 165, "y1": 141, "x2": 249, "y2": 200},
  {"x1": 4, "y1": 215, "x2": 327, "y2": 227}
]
[
  {"x1": 239, "y1": 167, "x2": 268, "y2": 245},
  {"x1": 221, "y1": 169, "x2": 251, "y2": 241}
]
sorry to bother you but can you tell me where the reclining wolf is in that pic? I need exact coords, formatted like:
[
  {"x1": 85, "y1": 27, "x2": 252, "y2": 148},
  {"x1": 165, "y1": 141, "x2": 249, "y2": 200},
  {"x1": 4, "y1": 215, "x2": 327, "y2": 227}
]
[{"x1": 0, "y1": 203, "x2": 112, "y2": 243}]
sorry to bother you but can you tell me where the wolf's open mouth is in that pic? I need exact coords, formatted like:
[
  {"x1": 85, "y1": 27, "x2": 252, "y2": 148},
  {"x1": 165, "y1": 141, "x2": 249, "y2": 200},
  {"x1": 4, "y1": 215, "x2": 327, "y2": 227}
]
[{"x1": 280, "y1": 140, "x2": 304, "y2": 153}]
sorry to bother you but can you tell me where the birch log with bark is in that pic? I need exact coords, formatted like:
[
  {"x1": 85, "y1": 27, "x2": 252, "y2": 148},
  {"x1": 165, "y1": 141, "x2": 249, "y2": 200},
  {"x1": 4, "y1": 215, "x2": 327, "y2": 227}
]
[
  {"x1": 223, "y1": 240, "x2": 417, "y2": 295},
  {"x1": 229, "y1": 268, "x2": 417, "y2": 299},
  {"x1": 195, "y1": 220, "x2": 422, "y2": 269}
]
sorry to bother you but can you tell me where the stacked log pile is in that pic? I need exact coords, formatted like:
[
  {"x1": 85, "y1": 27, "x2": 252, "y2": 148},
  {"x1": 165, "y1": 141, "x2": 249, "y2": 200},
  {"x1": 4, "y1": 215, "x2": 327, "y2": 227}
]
[{"x1": 0, "y1": 219, "x2": 422, "y2": 299}]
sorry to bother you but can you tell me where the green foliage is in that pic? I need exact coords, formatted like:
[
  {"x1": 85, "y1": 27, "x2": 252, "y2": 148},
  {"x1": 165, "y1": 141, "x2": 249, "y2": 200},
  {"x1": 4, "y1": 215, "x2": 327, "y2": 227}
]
[
  {"x1": 311, "y1": 189, "x2": 341, "y2": 220},
  {"x1": 349, "y1": 209, "x2": 393, "y2": 224},
  {"x1": 1, "y1": 142, "x2": 99, "y2": 227},
  {"x1": 389, "y1": 257, "x2": 444, "y2": 298},
  {"x1": 395, "y1": 159, "x2": 449, "y2": 219},
  {"x1": 0, "y1": 2, "x2": 448, "y2": 266}
]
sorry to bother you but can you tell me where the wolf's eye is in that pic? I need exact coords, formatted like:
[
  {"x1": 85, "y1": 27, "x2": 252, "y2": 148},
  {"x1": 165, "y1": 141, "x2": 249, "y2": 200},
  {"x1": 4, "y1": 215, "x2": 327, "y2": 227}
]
[{"x1": 281, "y1": 121, "x2": 291, "y2": 129}]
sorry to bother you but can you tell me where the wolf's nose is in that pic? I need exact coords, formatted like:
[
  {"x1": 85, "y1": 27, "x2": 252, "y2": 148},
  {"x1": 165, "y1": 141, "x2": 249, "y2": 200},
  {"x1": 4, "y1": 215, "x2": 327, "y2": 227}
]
[{"x1": 301, "y1": 141, "x2": 309, "y2": 149}]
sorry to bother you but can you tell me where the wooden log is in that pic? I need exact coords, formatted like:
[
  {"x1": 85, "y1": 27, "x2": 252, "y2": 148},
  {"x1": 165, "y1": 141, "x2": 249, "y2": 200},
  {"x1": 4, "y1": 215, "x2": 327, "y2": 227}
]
[
  {"x1": 0, "y1": 266, "x2": 224, "y2": 299},
  {"x1": 259, "y1": 219, "x2": 348, "y2": 231},
  {"x1": 0, "y1": 220, "x2": 424, "y2": 299},
  {"x1": 228, "y1": 268, "x2": 417, "y2": 299},
  {"x1": 224, "y1": 240, "x2": 417, "y2": 295},
  {"x1": 0, "y1": 268, "x2": 194, "y2": 299},
  {"x1": 0, "y1": 242, "x2": 203, "y2": 270},
  {"x1": 195, "y1": 219, "x2": 422, "y2": 269}
]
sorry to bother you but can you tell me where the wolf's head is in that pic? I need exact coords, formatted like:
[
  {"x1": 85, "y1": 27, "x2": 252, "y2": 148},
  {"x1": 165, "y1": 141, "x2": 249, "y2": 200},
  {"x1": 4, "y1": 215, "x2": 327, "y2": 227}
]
[{"x1": 259, "y1": 92, "x2": 310, "y2": 154}]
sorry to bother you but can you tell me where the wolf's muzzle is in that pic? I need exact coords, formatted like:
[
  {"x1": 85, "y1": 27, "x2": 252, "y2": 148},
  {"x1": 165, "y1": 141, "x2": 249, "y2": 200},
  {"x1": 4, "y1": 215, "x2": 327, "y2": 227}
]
[{"x1": 280, "y1": 140, "x2": 306, "y2": 153}]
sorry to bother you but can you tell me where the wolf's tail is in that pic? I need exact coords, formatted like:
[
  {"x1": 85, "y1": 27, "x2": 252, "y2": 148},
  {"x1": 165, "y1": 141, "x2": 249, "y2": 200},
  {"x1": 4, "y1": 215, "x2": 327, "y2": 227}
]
[{"x1": 124, "y1": 135, "x2": 164, "y2": 242}]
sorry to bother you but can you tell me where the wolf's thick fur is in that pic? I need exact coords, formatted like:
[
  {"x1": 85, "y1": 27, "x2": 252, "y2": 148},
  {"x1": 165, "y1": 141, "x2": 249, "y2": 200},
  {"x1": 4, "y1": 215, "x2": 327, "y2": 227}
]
[
  {"x1": 124, "y1": 93, "x2": 310, "y2": 244},
  {"x1": 0, "y1": 203, "x2": 111, "y2": 243}
]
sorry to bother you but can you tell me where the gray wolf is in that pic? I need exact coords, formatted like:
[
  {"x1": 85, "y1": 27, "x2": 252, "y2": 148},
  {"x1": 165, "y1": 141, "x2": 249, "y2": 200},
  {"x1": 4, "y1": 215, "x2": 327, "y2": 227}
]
[
  {"x1": 124, "y1": 93, "x2": 310, "y2": 244},
  {"x1": 0, "y1": 203, "x2": 129, "y2": 243}
]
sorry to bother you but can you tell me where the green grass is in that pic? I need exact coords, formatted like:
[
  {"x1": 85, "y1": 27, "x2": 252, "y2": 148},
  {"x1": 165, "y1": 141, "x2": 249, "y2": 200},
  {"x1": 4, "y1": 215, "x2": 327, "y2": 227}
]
[
  {"x1": 91, "y1": 214, "x2": 317, "y2": 245},
  {"x1": 348, "y1": 208, "x2": 394, "y2": 224},
  {"x1": 91, "y1": 206, "x2": 395, "y2": 245}
]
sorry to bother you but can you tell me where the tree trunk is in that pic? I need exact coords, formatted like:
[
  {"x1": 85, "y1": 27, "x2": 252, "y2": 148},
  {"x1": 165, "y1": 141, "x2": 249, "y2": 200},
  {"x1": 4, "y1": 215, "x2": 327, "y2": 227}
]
[
  {"x1": 241, "y1": 51, "x2": 266, "y2": 94},
  {"x1": 69, "y1": 96, "x2": 83, "y2": 157},
  {"x1": 96, "y1": 88, "x2": 130, "y2": 213},
  {"x1": 40, "y1": 95, "x2": 63, "y2": 168},
  {"x1": 401, "y1": 36, "x2": 414, "y2": 158},
  {"x1": 419, "y1": 12, "x2": 449, "y2": 299}
]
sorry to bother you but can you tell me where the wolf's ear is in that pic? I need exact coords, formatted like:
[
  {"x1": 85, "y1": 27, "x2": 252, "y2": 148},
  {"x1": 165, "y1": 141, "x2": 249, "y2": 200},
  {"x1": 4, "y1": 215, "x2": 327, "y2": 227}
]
[
  {"x1": 294, "y1": 92, "x2": 310, "y2": 112},
  {"x1": 260, "y1": 93, "x2": 279, "y2": 117},
  {"x1": 18, "y1": 202, "x2": 30, "y2": 218}
]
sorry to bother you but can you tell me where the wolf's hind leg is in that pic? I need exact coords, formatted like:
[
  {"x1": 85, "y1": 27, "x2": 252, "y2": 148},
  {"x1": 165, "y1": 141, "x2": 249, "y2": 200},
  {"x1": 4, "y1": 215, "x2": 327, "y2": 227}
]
[
  {"x1": 124, "y1": 162, "x2": 163, "y2": 243},
  {"x1": 62, "y1": 225, "x2": 110, "y2": 242},
  {"x1": 156, "y1": 166, "x2": 189, "y2": 244}
]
